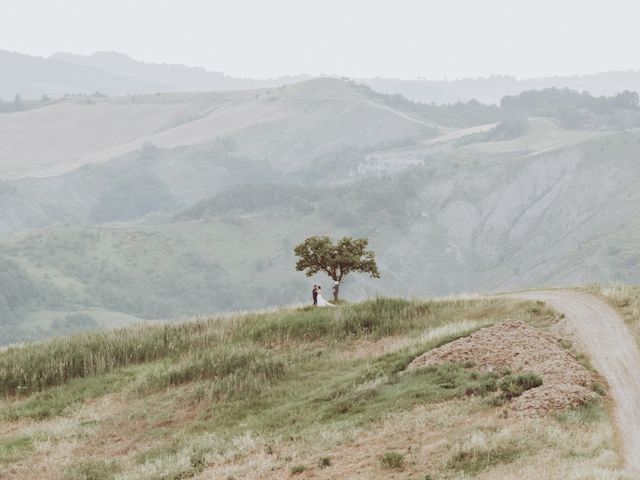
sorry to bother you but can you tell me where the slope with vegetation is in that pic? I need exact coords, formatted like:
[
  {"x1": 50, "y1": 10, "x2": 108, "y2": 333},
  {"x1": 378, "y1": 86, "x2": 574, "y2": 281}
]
[
  {"x1": 3, "y1": 79, "x2": 640, "y2": 342},
  {"x1": 0, "y1": 297, "x2": 621, "y2": 479}
]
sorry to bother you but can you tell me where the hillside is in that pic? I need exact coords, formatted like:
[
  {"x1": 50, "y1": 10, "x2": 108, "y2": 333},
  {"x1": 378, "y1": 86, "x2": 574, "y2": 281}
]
[
  {"x1": 3, "y1": 80, "x2": 640, "y2": 343},
  {"x1": 0, "y1": 297, "x2": 621, "y2": 479},
  {"x1": 3, "y1": 123, "x2": 640, "y2": 343},
  {"x1": 0, "y1": 78, "x2": 437, "y2": 181}
]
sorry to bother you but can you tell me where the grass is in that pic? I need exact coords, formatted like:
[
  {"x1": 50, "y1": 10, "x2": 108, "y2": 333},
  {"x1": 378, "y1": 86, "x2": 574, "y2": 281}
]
[
  {"x1": 134, "y1": 347, "x2": 287, "y2": 397},
  {"x1": 381, "y1": 451, "x2": 405, "y2": 470},
  {"x1": 0, "y1": 436, "x2": 34, "y2": 464},
  {"x1": 498, "y1": 373, "x2": 543, "y2": 400},
  {"x1": 2, "y1": 370, "x2": 135, "y2": 420},
  {"x1": 63, "y1": 460, "x2": 120, "y2": 480},
  {"x1": 587, "y1": 283, "x2": 640, "y2": 330},
  {"x1": 0, "y1": 296, "x2": 622, "y2": 479},
  {"x1": 555, "y1": 397, "x2": 608, "y2": 425},
  {"x1": 447, "y1": 433, "x2": 525, "y2": 474},
  {"x1": 0, "y1": 297, "x2": 534, "y2": 396},
  {"x1": 290, "y1": 464, "x2": 307, "y2": 474}
]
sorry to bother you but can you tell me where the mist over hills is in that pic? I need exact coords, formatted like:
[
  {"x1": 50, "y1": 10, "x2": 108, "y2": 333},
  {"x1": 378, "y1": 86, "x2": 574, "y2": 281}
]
[
  {"x1": 2, "y1": 64, "x2": 640, "y2": 344},
  {"x1": 5, "y1": 48, "x2": 640, "y2": 105},
  {"x1": 0, "y1": 49, "x2": 310, "y2": 100},
  {"x1": 365, "y1": 72, "x2": 640, "y2": 105}
]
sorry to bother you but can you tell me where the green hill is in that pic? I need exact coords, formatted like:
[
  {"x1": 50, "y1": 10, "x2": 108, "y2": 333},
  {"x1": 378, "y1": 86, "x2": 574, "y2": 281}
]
[{"x1": 0, "y1": 297, "x2": 620, "y2": 479}]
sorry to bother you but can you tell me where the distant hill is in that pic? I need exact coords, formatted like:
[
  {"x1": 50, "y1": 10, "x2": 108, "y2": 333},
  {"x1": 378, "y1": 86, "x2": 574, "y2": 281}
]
[
  {"x1": 0, "y1": 78, "x2": 438, "y2": 181},
  {"x1": 51, "y1": 51, "x2": 311, "y2": 93},
  {"x1": 44, "y1": 51, "x2": 640, "y2": 105},
  {"x1": 6, "y1": 49, "x2": 640, "y2": 105},
  {"x1": 0, "y1": 49, "x2": 310, "y2": 101},
  {"x1": 0, "y1": 49, "x2": 170, "y2": 100},
  {"x1": 362, "y1": 72, "x2": 640, "y2": 105}
]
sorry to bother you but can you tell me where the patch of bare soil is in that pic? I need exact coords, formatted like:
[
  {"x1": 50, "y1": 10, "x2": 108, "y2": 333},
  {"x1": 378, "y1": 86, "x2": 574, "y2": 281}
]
[{"x1": 407, "y1": 321, "x2": 598, "y2": 416}]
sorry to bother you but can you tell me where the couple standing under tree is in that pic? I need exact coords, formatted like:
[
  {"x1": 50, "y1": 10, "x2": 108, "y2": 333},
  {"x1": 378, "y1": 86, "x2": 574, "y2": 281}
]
[{"x1": 312, "y1": 284, "x2": 336, "y2": 307}]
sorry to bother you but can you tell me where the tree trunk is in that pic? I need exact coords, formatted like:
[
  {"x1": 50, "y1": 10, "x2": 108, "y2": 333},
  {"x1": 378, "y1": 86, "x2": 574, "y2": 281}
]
[{"x1": 333, "y1": 283, "x2": 340, "y2": 303}]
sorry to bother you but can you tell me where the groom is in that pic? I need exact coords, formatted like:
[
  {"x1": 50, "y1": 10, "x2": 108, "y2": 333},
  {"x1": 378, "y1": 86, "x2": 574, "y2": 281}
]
[{"x1": 312, "y1": 285, "x2": 318, "y2": 306}]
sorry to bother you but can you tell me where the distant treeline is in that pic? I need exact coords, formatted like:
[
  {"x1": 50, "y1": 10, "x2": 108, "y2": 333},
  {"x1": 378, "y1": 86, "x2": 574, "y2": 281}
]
[
  {"x1": 0, "y1": 94, "x2": 50, "y2": 113},
  {"x1": 501, "y1": 88, "x2": 640, "y2": 129},
  {"x1": 0, "y1": 91, "x2": 109, "y2": 112},
  {"x1": 355, "y1": 82, "x2": 640, "y2": 130}
]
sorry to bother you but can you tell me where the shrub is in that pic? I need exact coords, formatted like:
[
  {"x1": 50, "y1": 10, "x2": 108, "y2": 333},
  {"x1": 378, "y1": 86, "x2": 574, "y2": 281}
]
[
  {"x1": 499, "y1": 373, "x2": 542, "y2": 399},
  {"x1": 290, "y1": 464, "x2": 306, "y2": 474},
  {"x1": 448, "y1": 441, "x2": 523, "y2": 474},
  {"x1": 63, "y1": 460, "x2": 120, "y2": 480},
  {"x1": 319, "y1": 456, "x2": 332, "y2": 468}
]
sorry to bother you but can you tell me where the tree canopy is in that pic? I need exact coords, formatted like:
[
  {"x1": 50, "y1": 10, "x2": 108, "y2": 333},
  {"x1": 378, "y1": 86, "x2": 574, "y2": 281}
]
[{"x1": 294, "y1": 236, "x2": 380, "y2": 301}]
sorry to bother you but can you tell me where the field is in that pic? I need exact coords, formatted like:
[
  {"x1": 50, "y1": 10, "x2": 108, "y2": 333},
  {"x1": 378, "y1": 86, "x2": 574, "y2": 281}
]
[{"x1": 0, "y1": 297, "x2": 624, "y2": 479}]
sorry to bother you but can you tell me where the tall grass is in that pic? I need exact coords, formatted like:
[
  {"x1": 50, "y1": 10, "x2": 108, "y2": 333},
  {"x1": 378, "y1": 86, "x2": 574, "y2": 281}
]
[
  {"x1": 0, "y1": 320, "x2": 227, "y2": 396},
  {"x1": 0, "y1": 297, "x2": 529, "y2": 396},
  {"x1": 135, "y1": 347, "x2": 286, "y2": 397}
]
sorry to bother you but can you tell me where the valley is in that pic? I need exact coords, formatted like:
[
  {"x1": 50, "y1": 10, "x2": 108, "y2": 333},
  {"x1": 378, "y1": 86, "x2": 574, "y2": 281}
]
[{"x1": 3, "y1": 79, "x2": 640, "y2": 343}]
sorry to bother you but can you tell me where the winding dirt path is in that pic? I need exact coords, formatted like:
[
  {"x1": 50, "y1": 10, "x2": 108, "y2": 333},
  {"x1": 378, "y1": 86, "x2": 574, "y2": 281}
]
[{"x1": 507, "y1": 290, "x2": 640, "y2": 475}]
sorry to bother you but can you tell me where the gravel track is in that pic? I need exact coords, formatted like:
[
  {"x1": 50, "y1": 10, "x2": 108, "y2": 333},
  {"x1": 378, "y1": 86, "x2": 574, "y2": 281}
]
[{"x1": 507, "y1": 290, "x2": 640, "y2": 475}]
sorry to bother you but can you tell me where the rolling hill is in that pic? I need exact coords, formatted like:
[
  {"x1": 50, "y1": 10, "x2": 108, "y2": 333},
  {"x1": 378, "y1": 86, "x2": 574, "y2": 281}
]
[
  {"x1": 0, "y1": 78, "x2": 437, "y2": 181},
  {"x1": 0, "y1": 49, "x2": 308, "y2": 101},
  {"x1": 0, "y1": 50, "x2": 168, "y2": 100},
  {"x1": 9, "y1": 49, "x2": 640, "y2": 105}
]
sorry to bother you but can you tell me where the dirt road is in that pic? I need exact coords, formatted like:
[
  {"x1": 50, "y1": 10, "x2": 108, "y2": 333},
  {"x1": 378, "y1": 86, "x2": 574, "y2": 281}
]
[{"x1": 508, "y1": 290, "x2": 640, "y2": 475}]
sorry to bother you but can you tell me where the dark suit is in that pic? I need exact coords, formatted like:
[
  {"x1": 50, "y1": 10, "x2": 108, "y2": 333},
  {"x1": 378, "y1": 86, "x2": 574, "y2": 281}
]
[{"x1": 312, "y1": 287, "x2": 318, "y2": 305}]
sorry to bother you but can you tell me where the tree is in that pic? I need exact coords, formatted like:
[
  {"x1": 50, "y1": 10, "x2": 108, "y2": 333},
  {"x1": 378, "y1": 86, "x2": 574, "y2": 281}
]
[
  {"x1": 13, "y1": 94, "x2": 23, "y2": 111},
  {"x1": 294, "y1": 236, "x2": 380, "y2": 302}
]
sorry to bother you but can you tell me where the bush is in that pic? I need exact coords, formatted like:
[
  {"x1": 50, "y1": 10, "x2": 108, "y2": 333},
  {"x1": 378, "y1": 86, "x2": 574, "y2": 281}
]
[{"x1": 465, "y1": 374, "x2": 498, "y2": 396}]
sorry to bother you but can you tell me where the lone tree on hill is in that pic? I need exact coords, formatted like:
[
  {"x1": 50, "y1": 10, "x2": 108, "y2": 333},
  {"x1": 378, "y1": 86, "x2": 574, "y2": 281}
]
[{"x1": 294, "y1": 235, "x2": 380, "y2": 302}]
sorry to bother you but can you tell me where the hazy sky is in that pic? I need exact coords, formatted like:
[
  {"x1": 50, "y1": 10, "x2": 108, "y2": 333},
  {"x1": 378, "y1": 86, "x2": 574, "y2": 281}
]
[{"x1": 2, "y1": 0, "x2": 638, "y2": 80}]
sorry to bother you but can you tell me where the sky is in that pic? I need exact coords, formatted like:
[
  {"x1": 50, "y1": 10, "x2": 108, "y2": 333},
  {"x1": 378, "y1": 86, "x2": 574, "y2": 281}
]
[{"x1": 1, "y1": 0, "x2": 639, "y2": 80}]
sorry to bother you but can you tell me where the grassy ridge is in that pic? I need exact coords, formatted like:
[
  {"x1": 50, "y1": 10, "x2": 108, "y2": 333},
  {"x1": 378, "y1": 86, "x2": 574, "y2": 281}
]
[
  {"x1": 0, "y1": 296, "x2": 620, "y2": 480},
  {"x1": 0, "y1": 297, "x2": 528, "y2": 396}
]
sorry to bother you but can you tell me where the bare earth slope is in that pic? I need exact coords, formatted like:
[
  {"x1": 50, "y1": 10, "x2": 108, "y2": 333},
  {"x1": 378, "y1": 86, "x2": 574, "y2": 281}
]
[{"x1": 507, "y1": 290, "x2": 640, "y2": 475}]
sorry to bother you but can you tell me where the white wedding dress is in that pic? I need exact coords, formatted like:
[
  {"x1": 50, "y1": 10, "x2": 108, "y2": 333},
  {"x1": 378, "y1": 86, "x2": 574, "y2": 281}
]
[{"x1": 316, "y1": 293, "x2": 335, "y2": 307}]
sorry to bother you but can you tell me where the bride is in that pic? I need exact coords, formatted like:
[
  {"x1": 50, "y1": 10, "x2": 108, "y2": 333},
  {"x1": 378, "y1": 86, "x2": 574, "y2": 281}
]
[{"x1": 316, "y1": 286, "x2": 335, "y2": 307}]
